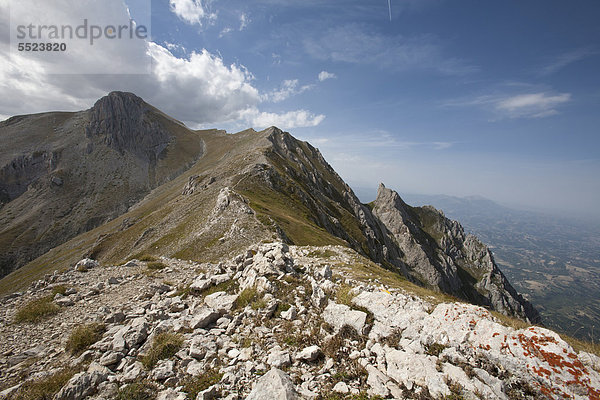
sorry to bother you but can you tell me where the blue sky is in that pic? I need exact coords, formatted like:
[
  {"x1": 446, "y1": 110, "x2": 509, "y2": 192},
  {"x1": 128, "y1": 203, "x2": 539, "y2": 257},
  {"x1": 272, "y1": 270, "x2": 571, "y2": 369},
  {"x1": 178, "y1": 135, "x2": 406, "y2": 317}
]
[{"x1": 2, "y1": 0, "x2": 600, "y2": 219}]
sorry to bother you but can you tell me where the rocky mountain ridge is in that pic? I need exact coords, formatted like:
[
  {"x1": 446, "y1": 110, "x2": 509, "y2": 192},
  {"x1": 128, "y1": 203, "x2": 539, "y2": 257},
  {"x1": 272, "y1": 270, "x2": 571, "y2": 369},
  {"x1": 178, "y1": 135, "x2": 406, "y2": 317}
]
[
  {"x1": 0, "y1": 243, "x2": 598, "y2": 400},
  {"x1": 1, "y1": 93, "x2": 537, "y2": 322},
  {"x1": 240, "y1": 129, "x2": 538, "y2": 323}
]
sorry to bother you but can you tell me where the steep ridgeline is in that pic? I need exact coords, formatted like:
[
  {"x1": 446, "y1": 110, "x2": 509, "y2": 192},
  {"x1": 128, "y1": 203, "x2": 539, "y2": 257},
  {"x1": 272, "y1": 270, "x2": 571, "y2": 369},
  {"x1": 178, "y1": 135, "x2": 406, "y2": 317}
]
[
  {"x1": 0, "y1": 92, "x2": 203, "y2": 278},
  {"x1": 236, "y1": 128, "x2": 539, "y2": 323},
  {"x1": 372, "y1": 184, "x2": 540, "y2": 323}
]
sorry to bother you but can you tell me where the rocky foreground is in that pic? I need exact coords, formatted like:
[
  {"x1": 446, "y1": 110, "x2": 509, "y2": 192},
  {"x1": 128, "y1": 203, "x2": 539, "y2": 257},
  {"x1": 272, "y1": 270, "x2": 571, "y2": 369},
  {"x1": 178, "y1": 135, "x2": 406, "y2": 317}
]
[{"x1": 1, "y1": 243, "x2": 599, "y2": 400}]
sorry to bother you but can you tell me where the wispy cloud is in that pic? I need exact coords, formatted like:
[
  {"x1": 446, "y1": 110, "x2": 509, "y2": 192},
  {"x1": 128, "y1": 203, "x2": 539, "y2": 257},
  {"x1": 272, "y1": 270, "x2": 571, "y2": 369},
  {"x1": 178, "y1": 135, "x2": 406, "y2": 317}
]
[
  {"x1": 303, "y1": 24, "x2": 478, "y2": 76},
  {"x1": 318, "y1": 71, "x2": 337, "y2": 81},
  {"x1": 308, "y1": 130, "x2": 454, "y2": 152},
  {"x1": 263, "y1": 79, "x2": 314, "y2": 103},
  {"x1": 444, "y1": 91, "x2": 572, "y2": 119},
  {"x1": 164, "y1": 42, "x2": 187, "y2": 55},
  {"x1": 242, "y1": 108, "x2": 325, "y2": 129},
  {"x1": 219, "y1": 27, "x2": 233, "y2": 37},
  {"x1": 239, "y1": 13, "x2": 250, "y2": 31},
  {"x1": 169, "y1": 0, "x2": 216, "y2": 26},
  {"x1": 496, "y1": 93, "x2": 571, "y2": 118},
  {"x1": 540, "y1": 48, "x2": 598, "y2": 76},
  {"x1": 271, "y1": 53, "x2": 282, "y2": 65}
]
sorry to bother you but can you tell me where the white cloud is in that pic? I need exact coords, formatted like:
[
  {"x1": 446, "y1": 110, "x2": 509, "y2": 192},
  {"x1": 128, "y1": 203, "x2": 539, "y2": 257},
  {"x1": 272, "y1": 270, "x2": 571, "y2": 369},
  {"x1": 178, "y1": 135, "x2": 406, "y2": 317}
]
[
  {"x1": 540, "y1": 48, "x2": 598, "y2": 76},
  {"x1": 444, "y1": 91, "x2": 571, "y2": 120},
  {"x1": 304, "y1": 24, "x2": 477, "y2": 76},
  {"x1": 147, "y1": 43, "x2": 261, "y2": 123},
  {"x1": 219, "y1": 27, "x2": 233, "y2": 37},
  {"x1": 243, "y1": 108, "x2": 325, "y2": 130},
  {"x1": 433, "y1": 142, "x2": 453, "y2": 150},
  {"x1": 164, "y1": 42, "x2": 187, "y2": 54},
  {"x1": 169, "y1": 0, "x2": 216, "y2": 26},
  {"x1": 495, "y1": 93, "x2": 571, "y2": 119},
  {"x1": 217, "y1": 13, "x2": 250, "y2": 37},
  {"x1": 304, "y1": 130, "x2": 453, "y2": 153},
  {"x1": 263, "y1": 79, "x2": 314, "y2": 103},
  {"x1": 271, "y1": 53, "x2": 282, "y2": 65},
  {"x1": 318, "y1": 71, "x2": 336, "y2": 81},
  {"x1": 0, "y1": 1, "x2": 324, "y2": 130},
  {"x1": 239, "y1": 13, "x2": 250, "y2": 31}
]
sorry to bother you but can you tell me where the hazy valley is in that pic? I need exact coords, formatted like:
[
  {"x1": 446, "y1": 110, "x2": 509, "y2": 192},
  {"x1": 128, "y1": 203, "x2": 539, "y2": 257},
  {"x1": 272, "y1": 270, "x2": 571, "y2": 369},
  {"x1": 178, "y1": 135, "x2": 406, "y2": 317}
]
[{"x1": 399, "y1": 193, "x2": 600, "y2": 342}]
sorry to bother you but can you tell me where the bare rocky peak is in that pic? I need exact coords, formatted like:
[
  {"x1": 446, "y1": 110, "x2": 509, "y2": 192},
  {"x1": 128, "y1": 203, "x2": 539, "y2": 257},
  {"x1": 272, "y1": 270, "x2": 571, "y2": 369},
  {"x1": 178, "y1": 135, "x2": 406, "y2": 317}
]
[
  {"x1": 244, "y1": 132, "x2": 540, "y2": 323},
  {"x1": 0, "y1": 92, "x2": 203, "y2": 280},
  {"x1": 372, "y1": 183, "x2": 541, "y2": 324},
  {"x1": 85, "y1": 91, "x2": 172, "y2": 162}
]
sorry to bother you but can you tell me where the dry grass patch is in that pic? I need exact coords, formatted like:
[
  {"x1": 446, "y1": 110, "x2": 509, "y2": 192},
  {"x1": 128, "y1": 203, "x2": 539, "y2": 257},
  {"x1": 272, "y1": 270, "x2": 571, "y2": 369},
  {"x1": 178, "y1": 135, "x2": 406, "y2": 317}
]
[
  {"x1": 146, "y1": 261, "x2": 167, "y2": 270},
  {"x1": 334, "y1": 254, "x2": 457, "y2": 307},
  {"x1": 181, "y1": 368, "x2": 223, "y2": 399},
  {"x1": 199, "y1": 279, "x2": 239, "y2": 297},
  {"x1": 140, "y1": 332, "x2": 183, "y2": 370},
  {"x1": 51, "y1": 285, "x2": 67, "y2": 296},
  {"x1": 7, "y1": 367, "x2": 77, "y2": 400},
  {"x1": 236, "y1": 287, "x2": 267, "y2": 310},
  {"x1": 14, "y1": 295, "x2": 60, "y2": 323},
  {"x1": 65, "y1": 323, "x2": 106, "y2": 355},
  {"x1": 425, "y1": 342, "x2": 447, "y2": 357},
  {"x1": 562, "y1": 334, "x2": 600, "y2": 357},
  {"x1": 170, "y1": 285, "x2": 192, "y2": 299},
  {"x1": 114, "y1": 381, "x2": 157, "y2": 400}
]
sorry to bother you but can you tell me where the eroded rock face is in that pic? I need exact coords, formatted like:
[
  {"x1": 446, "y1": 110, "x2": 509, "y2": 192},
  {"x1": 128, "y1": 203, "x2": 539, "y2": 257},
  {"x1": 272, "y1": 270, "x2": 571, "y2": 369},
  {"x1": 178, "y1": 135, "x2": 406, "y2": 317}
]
[
  {"x1": 372, "y1": 183, "x2": 541, "y2": 324},
  {"x1": 0, "y1": 246, "x2": 597, "y2": 400},
  {"x1": 0, "y1": 150, "x2": 61, "y2": 202},
  {"x1": 85, "y1": 91, "x2": 171, "y2": 162}
]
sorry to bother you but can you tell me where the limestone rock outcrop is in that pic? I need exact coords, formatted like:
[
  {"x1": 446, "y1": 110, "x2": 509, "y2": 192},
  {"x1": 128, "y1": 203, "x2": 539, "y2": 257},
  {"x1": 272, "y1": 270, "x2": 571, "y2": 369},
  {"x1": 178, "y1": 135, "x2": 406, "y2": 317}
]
[
  {"x1": 0, "y1": 244, "x2": 596, "y2": 399},
  {"x1": 372, "y1": 183, "x2": 541, "y2": 324}
]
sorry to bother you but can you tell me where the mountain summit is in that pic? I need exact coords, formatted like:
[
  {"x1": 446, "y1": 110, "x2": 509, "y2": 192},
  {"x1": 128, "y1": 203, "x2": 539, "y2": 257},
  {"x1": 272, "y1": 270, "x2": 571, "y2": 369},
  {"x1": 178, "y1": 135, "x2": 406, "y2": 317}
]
[{"x1": 0, "y1": 91, "x2": 203, "y2": 277}]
